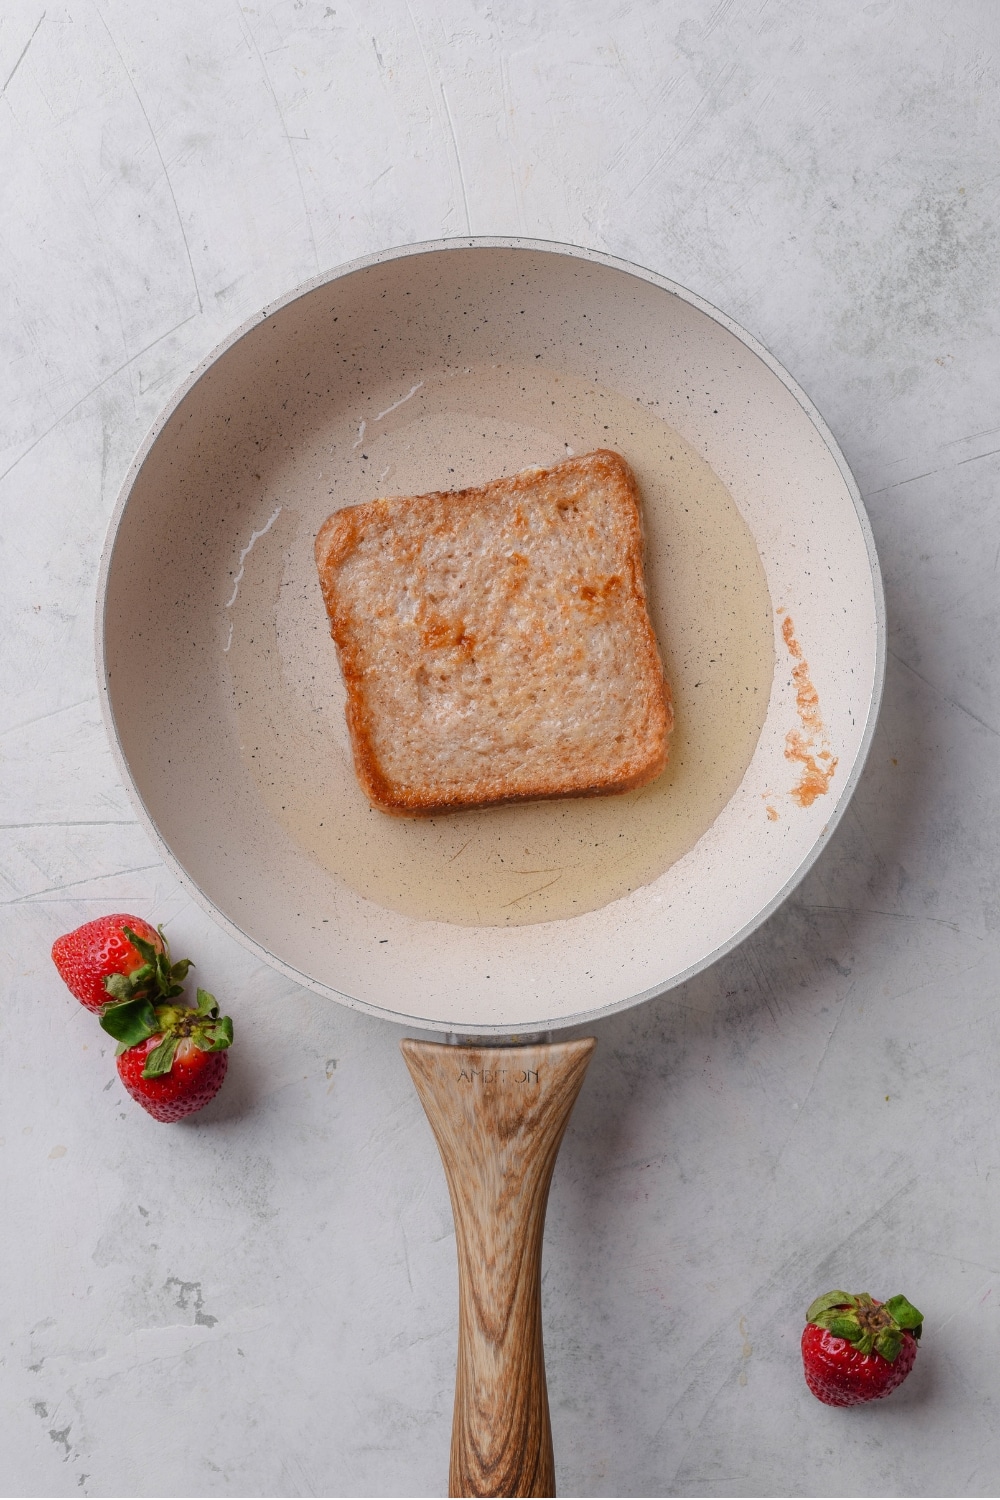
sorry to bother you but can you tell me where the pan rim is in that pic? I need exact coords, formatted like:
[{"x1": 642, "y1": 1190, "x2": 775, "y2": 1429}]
[{"x1": 96, "y1": 235, "x2": 886, "y2": 1035}]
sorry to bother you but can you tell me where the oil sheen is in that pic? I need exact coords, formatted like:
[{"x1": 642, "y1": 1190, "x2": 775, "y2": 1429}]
[{"x1": 224, "y1": 364, "x2": 774, "y2": 926}]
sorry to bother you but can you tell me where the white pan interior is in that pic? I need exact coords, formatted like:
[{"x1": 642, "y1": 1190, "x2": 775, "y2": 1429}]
[{"x1": 98, "y1": 240, "x2": 884, "y2": 1034}]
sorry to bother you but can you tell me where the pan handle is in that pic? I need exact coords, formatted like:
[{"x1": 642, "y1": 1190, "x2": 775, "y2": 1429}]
[{"x1": 401, "y1": 1037, "x2": 596, "y2": 1499}]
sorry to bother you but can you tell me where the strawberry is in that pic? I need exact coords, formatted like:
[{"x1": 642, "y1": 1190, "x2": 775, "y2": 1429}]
[
  {"x1": 802, "y1": 1290, "x2": 923, "y2": 1406},
  {"x1": 51, "y1": 914, "x2": 194, "y2": 1014},
  {"x1": 51, "y1": 914, "x2": 175, "y2": 1012},
  {"x1": 100, "y1": 988, "x2": 234, "y2": 1123}
]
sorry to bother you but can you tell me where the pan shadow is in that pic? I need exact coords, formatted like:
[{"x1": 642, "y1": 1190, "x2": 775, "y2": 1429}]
[
  {"x1": 176, "y1": 1030, "x2": 269, "y2": 1126},
  {"x1": 542, "y1": 640, "x2": 941, "y2": 1493},
  {"x1": 557, "y1": 637, "x2": 936, "y2": 1170}
]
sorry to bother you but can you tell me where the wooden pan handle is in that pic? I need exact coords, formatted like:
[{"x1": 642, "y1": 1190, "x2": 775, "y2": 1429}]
[{"x1": 401, "y1": 1037, "x2": 596, "y2": 1499}]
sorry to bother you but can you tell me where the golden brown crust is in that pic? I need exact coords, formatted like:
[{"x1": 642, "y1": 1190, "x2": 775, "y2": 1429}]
[{"x1": 315, "y1": 450, "x2": 672, "y2": 815}]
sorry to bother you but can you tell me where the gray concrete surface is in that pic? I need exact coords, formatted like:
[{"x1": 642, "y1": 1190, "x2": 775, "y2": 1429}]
[{"x1": 2, "y1": 2, "x2": 999, "y2": 1495}]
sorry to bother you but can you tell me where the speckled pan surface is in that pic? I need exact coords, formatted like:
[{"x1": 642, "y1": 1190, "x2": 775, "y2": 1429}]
[{"x1": 97, "y1": 239, "x2": 884, "y2": 1035}]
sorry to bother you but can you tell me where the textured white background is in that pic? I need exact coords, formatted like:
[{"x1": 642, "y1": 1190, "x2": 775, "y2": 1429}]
[{"x1": 3, "y1": 2, "x2": 1000, "y2": 1496}]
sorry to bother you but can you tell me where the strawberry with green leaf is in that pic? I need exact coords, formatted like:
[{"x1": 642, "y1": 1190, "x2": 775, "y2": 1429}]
[
  {"x1": 100, "y1": 987, "x2": 234, "y2": 1123},
  {"x1": 51, "y1": 914, "x2": 189, "y2": 1013},
  {"x1": 802, "y1": 1290, "x2": 923, "y2": 1406}
]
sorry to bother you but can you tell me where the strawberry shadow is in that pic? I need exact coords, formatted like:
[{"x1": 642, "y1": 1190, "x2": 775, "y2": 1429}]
[
  {"x1": 176, "y1": 1033, "x2": 266, "y2": 1126},
  {"x1": 878, "y1": 1347, "x2": 935, "y2": 1409},
  {"x1": 559, "y1": 641, "x2": 934, "y2": 1172}
]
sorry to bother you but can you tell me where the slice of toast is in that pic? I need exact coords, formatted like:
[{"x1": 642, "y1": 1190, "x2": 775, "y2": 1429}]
[{"x1": 314, "y1": 449, "x2": 672, "y2": 815}]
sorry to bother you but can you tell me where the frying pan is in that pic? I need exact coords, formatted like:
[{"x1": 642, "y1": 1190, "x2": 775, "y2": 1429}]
[{"x1": 97, "y1": 239, "x2": 884, "y2": 1495}]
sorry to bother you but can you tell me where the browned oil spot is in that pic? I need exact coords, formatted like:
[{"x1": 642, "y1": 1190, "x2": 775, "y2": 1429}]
[{"x1": 780, "y1": 614, "x2": 837, "y2": 807}]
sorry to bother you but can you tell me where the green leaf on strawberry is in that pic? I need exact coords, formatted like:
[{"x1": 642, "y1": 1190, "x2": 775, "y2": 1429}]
[
  {"x1": 98, "y1": 996, "x2": 160, "y2": 1048},
  {"x1": 882, "y1": 1295, "x2": 923, "y2": 1335},
  {"x1": 825, "y1": 1314, "x2": 863, "y2": 1342},
  {"x1": 190, "y1": 990, "x2": 233, "y2": 1052},
  {"x1": 143, "y1": 1033, "x2": 182, "y2": 1078},
  {"x1": 805, "y1": 1291, "x2": 855, "y2": 1322},
  {"x1": 875, "y1": 1328, "x2": 902, "y2": 1361}
]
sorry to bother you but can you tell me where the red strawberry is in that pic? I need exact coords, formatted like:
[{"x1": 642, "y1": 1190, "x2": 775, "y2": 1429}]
[
  {"x1": 802, "y1": 1291, "x2": 922, "y2": 1406},
  {"x1": 118, "y1": 1034, "x2": 229, "y2": 1122},
  {"x1": 52, "y1": 914, "x2": 168, "y2": 1012},
  {"x1": 101, "y1": 990, "x2": 234, "y2": 1123}
]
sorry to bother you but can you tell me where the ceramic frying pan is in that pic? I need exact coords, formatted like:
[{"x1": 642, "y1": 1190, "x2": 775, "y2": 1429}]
[{"x1": 97, "y1": 240, "x2": 884, "y2": 1495}]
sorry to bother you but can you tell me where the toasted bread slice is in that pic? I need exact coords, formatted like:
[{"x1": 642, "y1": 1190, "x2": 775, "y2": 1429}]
[{"x1": 314, "y1": 449, "x2": 672, "y2": 815}]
